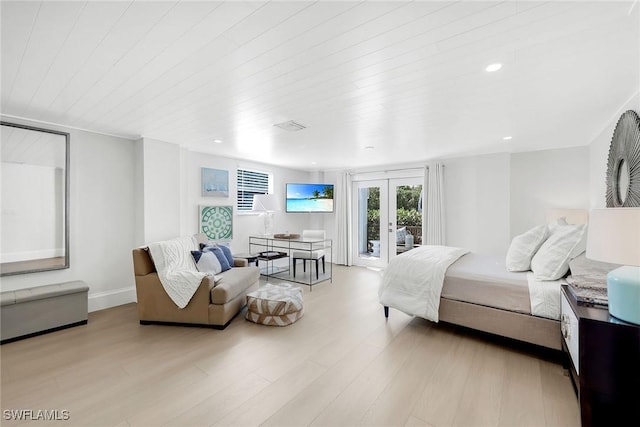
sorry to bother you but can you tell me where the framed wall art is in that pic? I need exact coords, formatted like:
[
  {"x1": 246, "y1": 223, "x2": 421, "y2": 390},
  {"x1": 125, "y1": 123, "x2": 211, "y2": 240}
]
[
  {"x1": 201, "y1": 167, "x2": 229, "y2": 197},
  {"x1": 199, "y1": 205, "x2": 233, "y2": 240}
]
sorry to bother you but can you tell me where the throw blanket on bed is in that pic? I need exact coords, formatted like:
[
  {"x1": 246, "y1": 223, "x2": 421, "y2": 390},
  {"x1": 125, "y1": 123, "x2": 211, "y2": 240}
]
[
  {"x1": 147, "y1": 235, "x2": 210, "y2": 309},
  {"x1": 526, "y1": 272, "x2": 564, "y2": 320},
  {"x1": 379, "y1": 245, "x2": 469, "y2": 322}
]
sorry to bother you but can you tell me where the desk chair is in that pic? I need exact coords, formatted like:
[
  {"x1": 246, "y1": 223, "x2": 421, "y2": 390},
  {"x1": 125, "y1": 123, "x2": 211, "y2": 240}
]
[{"x1": 292, "y1": 230, "x2": 326, "y2": 280}]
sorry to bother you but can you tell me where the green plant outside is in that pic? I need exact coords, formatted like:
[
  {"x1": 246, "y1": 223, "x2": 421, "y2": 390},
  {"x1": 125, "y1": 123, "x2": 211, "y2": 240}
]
[{"x1": 367, "y1": 185, "x2": 422, "y2": 242}]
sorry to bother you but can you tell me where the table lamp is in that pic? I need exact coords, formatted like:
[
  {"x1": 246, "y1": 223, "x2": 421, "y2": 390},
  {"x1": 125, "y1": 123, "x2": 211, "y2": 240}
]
[
  {"x1": 252, "y1": 194, "x2": 280, "y2": 236},
  {"x1": 586, "y1": 208, "x2": 640, "y2": 324}
]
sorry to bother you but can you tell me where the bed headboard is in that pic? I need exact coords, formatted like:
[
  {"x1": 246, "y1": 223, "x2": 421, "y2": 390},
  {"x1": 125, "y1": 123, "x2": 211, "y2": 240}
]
[{"x1": 545, "y1": 209, "x2": 589, "y2": 225}]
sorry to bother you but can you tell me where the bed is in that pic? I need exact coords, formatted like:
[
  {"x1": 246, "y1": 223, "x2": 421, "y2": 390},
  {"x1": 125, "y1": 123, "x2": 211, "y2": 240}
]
[{"x1": 379, "y1": 210, "x2": 590, "y2": 351}]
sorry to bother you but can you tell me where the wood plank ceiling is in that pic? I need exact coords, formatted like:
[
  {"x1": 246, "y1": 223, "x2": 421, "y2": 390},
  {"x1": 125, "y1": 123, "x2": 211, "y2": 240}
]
[{"x1": 1, "y1": 1, "x2": 639, "y2": 170}]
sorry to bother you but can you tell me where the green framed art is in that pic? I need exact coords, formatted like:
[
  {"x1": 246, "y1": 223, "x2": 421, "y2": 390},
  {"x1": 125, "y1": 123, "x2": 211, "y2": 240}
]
[{"x1": 199, "y1": 205, "x2": 233, "y2": 240}]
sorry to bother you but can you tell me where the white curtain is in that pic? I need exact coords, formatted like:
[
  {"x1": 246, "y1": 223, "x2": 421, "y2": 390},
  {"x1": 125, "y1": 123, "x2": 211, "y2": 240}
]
[
  {"x1": 424, "y1": 163, "x2": 446, "y2": 245},
  {"x1": 335, "y1": 171, "x2": 352, "y2": 265}
]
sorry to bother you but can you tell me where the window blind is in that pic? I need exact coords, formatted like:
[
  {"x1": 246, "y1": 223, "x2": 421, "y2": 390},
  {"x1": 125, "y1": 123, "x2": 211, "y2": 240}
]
[{"x1": 237, "y1": 169, "x2": 270, "y2": 211}]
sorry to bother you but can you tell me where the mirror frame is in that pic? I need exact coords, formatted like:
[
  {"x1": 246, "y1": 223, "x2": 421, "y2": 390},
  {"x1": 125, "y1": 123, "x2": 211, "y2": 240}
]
[
  {"x1": 606, "y1": 110, "x2": 640, "y2": 207},
  {"x1": 1, "y1": 121, "x2": 70, "y2": 276}
]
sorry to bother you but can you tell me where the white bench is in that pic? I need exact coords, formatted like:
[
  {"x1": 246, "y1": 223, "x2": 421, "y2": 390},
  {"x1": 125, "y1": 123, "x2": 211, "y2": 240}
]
[{"x1": 1, "y1": 281, "x2": 89, "y2": 344}]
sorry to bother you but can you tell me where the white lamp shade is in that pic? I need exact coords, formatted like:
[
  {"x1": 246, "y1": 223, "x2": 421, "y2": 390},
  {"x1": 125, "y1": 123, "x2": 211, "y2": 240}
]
[
  {"x1": 586, "y1": 208, "x2": 640, "y2": 266},
  {"x1": 251, "y1": 194, "x2": 280, "y2": 212}
]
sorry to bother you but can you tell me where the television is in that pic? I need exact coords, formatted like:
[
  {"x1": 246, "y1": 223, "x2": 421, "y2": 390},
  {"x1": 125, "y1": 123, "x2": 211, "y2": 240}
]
[{"x1": 286, "y1": 183, "x2": 334, "y2": 213}]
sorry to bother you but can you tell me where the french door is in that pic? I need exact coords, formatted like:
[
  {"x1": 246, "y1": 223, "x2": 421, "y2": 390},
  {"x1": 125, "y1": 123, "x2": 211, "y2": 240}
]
[{"x1": 352, "y1": 177, "x2": 423, "y2": 268}]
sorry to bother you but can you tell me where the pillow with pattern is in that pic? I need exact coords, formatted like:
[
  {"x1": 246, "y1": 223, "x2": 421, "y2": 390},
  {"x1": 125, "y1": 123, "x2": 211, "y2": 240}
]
[{"x1": 200, "y1": 242, "x2": 234, "y2": 268}]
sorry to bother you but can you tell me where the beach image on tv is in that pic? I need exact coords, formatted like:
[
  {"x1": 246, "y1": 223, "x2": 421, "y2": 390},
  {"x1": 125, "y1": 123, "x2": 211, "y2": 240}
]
[{"x1": 286, "y1": 183, "x2": 334, "y2": 212}]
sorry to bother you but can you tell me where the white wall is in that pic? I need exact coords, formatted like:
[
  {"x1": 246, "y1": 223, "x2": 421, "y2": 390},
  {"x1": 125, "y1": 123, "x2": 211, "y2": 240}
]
[
  {"x1": 510, "y1": 147, "x2": 590, "y2": 235},
  {"x1": 141, "y1": 138, "x2": 182, "y2": 243},
  {"x1": 589, "y1": 93, "x2": 640, "y2": 208},
  {"x1": 440, "y1": 146, "x2": 592, "y2": 256},
  {"x1": 444, "y1": 153, "x2": 511, "y2": 256},
  {"x1": 1, "y1": 117, "x2": 138, "y2": 312},
  {"x1": 184, "y1": 151, "x2": 312, "y2": 254}
]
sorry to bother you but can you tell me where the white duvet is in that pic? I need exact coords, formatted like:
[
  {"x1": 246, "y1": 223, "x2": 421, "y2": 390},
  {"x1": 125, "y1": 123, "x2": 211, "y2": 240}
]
[{"x1": 379, "y1": 245, "x2": 469, "y2": 322}]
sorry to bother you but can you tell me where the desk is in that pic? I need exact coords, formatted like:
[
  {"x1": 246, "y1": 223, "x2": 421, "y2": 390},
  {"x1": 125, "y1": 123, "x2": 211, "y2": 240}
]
[{"x1": 249, "y1": 235, "x2": 332, "y2": 289}]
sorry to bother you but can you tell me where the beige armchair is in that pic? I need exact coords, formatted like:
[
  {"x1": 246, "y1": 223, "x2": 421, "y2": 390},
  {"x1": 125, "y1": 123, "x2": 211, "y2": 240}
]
[{"x1": 132, "y1": 235, "x2": 259, "y2": 329}]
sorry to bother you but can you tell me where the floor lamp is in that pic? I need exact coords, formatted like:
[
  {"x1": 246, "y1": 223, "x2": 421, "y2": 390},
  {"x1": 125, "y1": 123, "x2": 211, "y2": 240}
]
[{"x1": 252, "y1": 194, "x2": 280, "y2": 236}]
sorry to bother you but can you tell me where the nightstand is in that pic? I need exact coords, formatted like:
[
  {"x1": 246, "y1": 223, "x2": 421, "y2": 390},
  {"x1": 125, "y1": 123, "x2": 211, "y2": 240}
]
[{"x1": 560, "y1": 285, "x2": 640, "y2": 427}]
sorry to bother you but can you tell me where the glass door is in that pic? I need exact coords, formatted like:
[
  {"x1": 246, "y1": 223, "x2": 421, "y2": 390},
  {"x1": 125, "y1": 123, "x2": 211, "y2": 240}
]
[
  {"x1": 352, "y1": 176, "x2": 423, "y2": 268},
  {"x1": 388, "y1": 178, "x2": 423, "y2": 260},
  {"x1": 352, "y1": 180, "x2": 388, "y2": 268}
]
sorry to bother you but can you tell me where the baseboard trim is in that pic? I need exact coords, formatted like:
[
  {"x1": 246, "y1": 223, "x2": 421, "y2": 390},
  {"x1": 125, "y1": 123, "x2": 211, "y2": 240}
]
[
  {"x1": 1, "y1": 320, "x2": 88, "y2": 345},
  {"x1": 88, "y1": 286, "x2": 136, "y2": 312}
]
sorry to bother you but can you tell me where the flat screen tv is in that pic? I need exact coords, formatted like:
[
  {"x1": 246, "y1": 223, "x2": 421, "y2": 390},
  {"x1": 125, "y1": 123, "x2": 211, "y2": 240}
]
[{"x1": 286, "y1": 183, "x2": 334, "y2": 213}]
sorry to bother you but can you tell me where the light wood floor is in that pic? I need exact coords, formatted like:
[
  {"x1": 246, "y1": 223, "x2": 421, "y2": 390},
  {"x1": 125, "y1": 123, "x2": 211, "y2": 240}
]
[{"x1": 0, "y1": 265, "x2": 579, "y2": 427}]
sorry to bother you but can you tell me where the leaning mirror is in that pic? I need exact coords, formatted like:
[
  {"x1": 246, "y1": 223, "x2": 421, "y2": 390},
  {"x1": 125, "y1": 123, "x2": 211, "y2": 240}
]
[{"x1": 1, "y1": 122, "x2": 69, "y2": 275}]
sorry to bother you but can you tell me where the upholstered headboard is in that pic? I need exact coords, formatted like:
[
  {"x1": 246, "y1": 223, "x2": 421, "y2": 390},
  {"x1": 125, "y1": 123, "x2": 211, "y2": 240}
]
[{"x1": 545, "y1": 208, "x2": 589, "y2": 225}]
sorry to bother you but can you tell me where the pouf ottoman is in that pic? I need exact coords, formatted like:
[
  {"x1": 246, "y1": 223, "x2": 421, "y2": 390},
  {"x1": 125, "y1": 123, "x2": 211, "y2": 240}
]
[{"x1": 245, "y1": 283, "x2": 304, "y2": 326}]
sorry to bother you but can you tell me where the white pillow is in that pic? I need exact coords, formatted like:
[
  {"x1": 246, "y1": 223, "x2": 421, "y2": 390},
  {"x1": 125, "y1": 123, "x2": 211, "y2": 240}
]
[
  {"x1": 531, "y1": 224, "x2": 587, "y2": 280},
  {"x1": 191, "y1": 250, "x2": 222, "y2": 274},
  {"x1": 506, "y1": 224, "x2": 550, "y2": 272},
  {"x1": 548, "y1": 216, "x2": 569, "y2": 234}
]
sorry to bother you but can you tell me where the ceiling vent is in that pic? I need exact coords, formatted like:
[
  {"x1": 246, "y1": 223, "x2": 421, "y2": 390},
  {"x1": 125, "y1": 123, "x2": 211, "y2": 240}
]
[{"x1": 274, "y1": 120, "x2": 306, "y2": 132}]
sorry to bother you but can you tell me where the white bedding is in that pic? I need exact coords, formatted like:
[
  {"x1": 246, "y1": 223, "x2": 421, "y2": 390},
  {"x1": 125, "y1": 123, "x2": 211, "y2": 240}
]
[
  {"x1": 526, "y1": 272, "x2": 564, "y2": 320},
  {"x1": 378, "y1": 245, "x2": 469, "y2": 322},
  {"x1": 147, "y1": 235, "x2": 210, "y2": 309},
  {"x1": 380, "y1": 247, "x2": 564, "y2": 322}
]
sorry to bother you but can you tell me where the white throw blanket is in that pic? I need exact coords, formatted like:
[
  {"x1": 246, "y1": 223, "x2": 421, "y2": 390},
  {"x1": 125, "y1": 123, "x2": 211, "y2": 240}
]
[
  {"x1": 379, "y1": 245, "x2": 469, "y2": 322},
  {"x1": 147, "y1": 235, "x2": 210, "y2": 309},
  {"x1": 527, "y1": 272, "x2": 564, "y2": 320}
]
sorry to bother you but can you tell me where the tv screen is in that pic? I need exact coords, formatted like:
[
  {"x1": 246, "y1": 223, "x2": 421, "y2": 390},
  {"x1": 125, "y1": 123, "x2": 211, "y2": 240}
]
[{"x1": 286, "y1": 183, "x2": 334, "y2": 213}]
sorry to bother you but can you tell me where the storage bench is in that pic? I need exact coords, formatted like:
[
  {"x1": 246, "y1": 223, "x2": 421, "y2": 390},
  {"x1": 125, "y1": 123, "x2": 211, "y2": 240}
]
[{"x1": 1, "y1": 281, "x2": 89, "y2": 344}]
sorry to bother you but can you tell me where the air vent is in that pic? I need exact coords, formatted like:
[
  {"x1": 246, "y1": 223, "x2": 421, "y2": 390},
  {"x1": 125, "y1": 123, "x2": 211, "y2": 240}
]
[{"x1": 274, "y1": 120, "x2": 306, "y2": 132}]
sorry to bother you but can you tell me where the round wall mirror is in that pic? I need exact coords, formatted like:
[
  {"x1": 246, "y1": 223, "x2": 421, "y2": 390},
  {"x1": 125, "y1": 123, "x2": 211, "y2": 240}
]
[
  {"x1": 606, "y1": 110, "x2": 640, "y2": 207},
  {"x1": 617, "y1": 159, "x2": 630, "y2": 204}
]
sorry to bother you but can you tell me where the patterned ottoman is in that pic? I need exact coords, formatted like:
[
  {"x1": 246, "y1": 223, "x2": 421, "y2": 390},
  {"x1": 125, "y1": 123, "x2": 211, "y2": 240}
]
[{"x1": 245, "y1": 283, "x2": 304, "y2": 326}]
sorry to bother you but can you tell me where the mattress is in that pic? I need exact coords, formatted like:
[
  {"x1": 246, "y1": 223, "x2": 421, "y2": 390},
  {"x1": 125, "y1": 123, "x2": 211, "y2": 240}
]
[{"x1": 442, "y1": 253, "x2": 531, "y2": 315}]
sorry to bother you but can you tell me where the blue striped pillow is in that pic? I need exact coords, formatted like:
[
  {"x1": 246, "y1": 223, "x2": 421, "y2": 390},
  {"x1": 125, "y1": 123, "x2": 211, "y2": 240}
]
[
  {"x1": 201, "y1": 243, "x2": 234, "y2": 268},
  {"x1": 202, "y1": 246, "x2": 231, "y2": 272}
]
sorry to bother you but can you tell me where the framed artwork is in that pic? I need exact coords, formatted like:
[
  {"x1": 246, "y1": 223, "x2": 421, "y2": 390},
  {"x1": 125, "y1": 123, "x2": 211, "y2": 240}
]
[
  {"x1": 199, "y1": 205, "x2": 233, "y2": 240},
  {"x1": 201, "y1": 167, "x2": 229, "y2": 197}
]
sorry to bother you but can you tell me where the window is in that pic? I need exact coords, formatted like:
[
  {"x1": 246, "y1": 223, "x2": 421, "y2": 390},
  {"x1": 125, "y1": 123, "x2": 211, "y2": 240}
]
[{"x1": 237, "y1": 168, "x2": 271, "y2": 212}]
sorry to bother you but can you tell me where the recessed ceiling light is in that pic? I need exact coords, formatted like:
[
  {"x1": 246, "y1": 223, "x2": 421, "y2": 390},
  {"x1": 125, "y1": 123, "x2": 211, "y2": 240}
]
[
  {"x1": 311, "y1": 161, "x2": 317, "y2": 165},
  {"x1": 213, "y1": 139, "x2": 222, "y2": 144},
  {"x1": 503, "y1": 136, "x2": 513, "y2": 141},
  {"x1": 364, "y1": 146, "x2": 375, "y2": 150},
  {"x1": 485, "y1": 63, "x2": 502, "y2": 72}
]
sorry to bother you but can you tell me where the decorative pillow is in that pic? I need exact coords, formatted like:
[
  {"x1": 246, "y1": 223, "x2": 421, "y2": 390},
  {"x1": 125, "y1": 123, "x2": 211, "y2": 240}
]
[
  {"x1": 505, "y1": 224, "x2": 549, "y2": 272},
  {"x1": 201, "y1": 246, "x2": 231, "y2": 272},
  {"x1": 531, "y1": 224, "x2": 587, "y2": 280},
  {"x1": 396, "y1": 227, "x2": 407, "y2": 244},
  {"x1": 191, "y1": 250, "x2": 222, "y2": 274},
  {"x1": 201, "y1": 242, "x2": 234, "y2": 267}
]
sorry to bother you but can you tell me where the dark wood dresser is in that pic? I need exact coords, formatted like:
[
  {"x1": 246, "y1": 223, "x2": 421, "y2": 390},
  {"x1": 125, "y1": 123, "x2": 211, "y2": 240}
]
[{"x1": 560, "y1": 285, "x2": 640, "y2": 427}]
